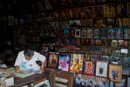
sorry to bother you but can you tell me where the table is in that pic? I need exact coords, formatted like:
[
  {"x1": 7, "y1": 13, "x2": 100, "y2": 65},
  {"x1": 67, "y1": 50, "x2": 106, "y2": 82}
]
[{"x1": 12, "y1": 71, "x2": 50, "y2": 87}]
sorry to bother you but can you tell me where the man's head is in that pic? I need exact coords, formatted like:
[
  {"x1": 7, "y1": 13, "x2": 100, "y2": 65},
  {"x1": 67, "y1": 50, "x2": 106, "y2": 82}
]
[{"x1": 24, "y1": 49, "x2": 34, "y2": 60}]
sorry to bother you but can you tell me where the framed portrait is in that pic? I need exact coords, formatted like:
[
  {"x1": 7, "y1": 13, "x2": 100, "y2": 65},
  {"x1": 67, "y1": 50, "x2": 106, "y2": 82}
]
[
  {"x1": 48, "y1": 52, "x2": 59, "y2": 69},
  {"x1": 83, "y1": 61, "x2": 95, "y2": 75},
  {"x1": 124, "y1": 29, "x2": 130, "y2": 39},
  {"x1": 109, "y1": 64, "x2": 122, "y2": 83},
  {"x1": 101, "y1": 29, "x2": 107, "y2": 39},
  {"x1": 58, "y1": 53, "x2": 70, "y2": 72},
  {"x1": 87, "y1": 29, "x2": 93, "y2": 38},
  {"x1": 40, "y1": 45, "x2": 49, "y2": 68},
  {"x1": 95, "y1": 61, "x2": 108, "y2": 77},
  {"x1": 75, "y1": 29, "x2": 80, "y2": 38},
  {"x1": 70, "y1": 54, "x2": 84, "y2": 73},
  {"x1": 108, "y1": 29, "x2": 115, "y2": 39},
  {"x1": 80, "y1": 29, "x2": 86, "y2": 38},
  {"x1": 94, "y1": 29, "x2": 100, "y2": 38},
  {"x1": 115, "y1": 29, "x2": 123, "y2": 39}
]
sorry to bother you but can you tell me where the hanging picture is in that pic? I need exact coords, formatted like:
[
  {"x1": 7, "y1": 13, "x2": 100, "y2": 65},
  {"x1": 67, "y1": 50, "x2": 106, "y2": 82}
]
[
  {"x1": 59, "y1": 21, "x2": 70, "y2": 29},
  {"x1": 48, "y1": 52, "x2": 59, "y2": 69},
  {"x1": 69, "y1": 20, "x2": 81, "y2": 28},
  {"x1": 86, "y1": 39, "x2": 90, "y2": 46},
  {"x1": 93, "y1": 19, "x2": 107, "y2": 28},
  {"x1": 64, "y1": 30, "x2": 69, "y2": 38},
  {"x1": 108, "y1": 29, "x2": 115, "y2": 39},
  {"x1": 96, "y1": 0, "x2": 106, "y2": 4},
  {"x1": 74, "y1": 7, "x2": 85, "y2": 19},
  {"x1": 95, "y1": 39, "x2": 101, "y2": 46},
  {"x1": 60, "y1": 0, "x2": 69, "y2": 8},
  {"x1": 112, "y1": 40, "x2": 117, "y2": 47},
  {"x1": 94, "y1": 5, "x2": 104, "y2": 18},
  {"x1": 94, "y1": 29, "x2": 100, "y2": 38},
  {"x1": 69, "y1": 29, "x2": 75, "y2": 38},
  {"x1": 106, "y1": 48, "x2": 111, "y2": 53},
  {"x1": 118, "y1": 40, "x2": 124, "y2": 47},
  {"x1": 124, "y1": 40, "x2": 129, "y2": 47},
  {"x1": 101, "y1": 29, "x2": 107, "y2": 39},
  {"x1": 84, "y1": 6, "x2": 95, "y2": 18},
  {"x1": 124, "y1": 29, "x2": 130, "y2": 39},
  {"x1": 100, "y1": 47, "x2": 105, "y2": 52},
  {"x1": 53, "y1": 10, "x2": 60, "y2": 21},
  {"x1": 123, "y1": 18, "x2": 130, "y2": 27},
  {"x1": 69, "y1": 38, "x2": 75, "y2": 46},
  {"x1": 70, "y1": 54, "x2": 84, "y2": 73},
  {"x1": 95, "y1": 61, "x2": 108, "y2": 77},
  {"x1": 100, "y1": 39, "x2": 106, "y2": 46},
  {"x1": 64, "y1": 38, "x2": 70, "y2": 46},
  {"x1": 115, "y1": 29, "x2": 123, "y2": 39},
  {"x1": 114, "y1": 18, "x2": 122, "y2": 27},
  {"x1": 66, "y1": 9, "x2": 74, "y2": 20},
  {"x1": 60, "y1": 9, "x2": 68, "y2": 20},
  {"x1": 50, "y1": 22, "x2": 59, "y2": 29},
  {"x1": 44, "y1": 0, "x2": 52, "y2": 10},
  {"x1": 103, "y1": 3, "x2": 115, "y2": 17},
  {"x1": 81, "y1": 29, "x2": 87, "y2": 38},
  {"x1": 75, "y1": 39, "x2": 80, "y2": 45},
  {"x1": 59, "y1": 30, "x2": 64, "y2": 38},
  {"x1": 107, "y1": 18, "x2": 114, "y2": 28},
  {"x1": 81, "y1": 39, "x2": 86, "y2": 45},
  {"x1": 101, "y1": 55, "x2": 109, "y2": 62},
  {"x1": 58, "y1": 53, "x2": 70, "y2": 71},
  {"x1": 90, "y1": 39, "x2": 95, "y2": 46},
  {"x1": 87, "y1": 29, "x2": 93, "y2": 38},
  {"x1": 75, "y1": 29, "x2": 80, "y2": 38},
  {"x1": 83, "y1": 61, "x2": 95, "y2": 75},
  {"x1": 80, "y1": 19, "x2": 93, "y2": 28},
  {"x1": 109, "y1": 64, "x2": 122, "y2": 82},
  {"x1": 106, "y1": 40, "x2": 111, "y2": 46}
]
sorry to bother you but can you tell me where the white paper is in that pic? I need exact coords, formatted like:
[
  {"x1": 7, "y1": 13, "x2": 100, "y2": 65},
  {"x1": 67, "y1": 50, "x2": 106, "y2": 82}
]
[{"x1": 110, "y1": 81, "x2": 113, "y2": 87}]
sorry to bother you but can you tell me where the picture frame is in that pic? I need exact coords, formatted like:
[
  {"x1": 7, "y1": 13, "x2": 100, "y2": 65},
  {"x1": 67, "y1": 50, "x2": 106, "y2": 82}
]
[
  {"x1": 109, "y1": 64, "x2": 122, "y2": 83},
  {"x1": 124, "y1": 29, "x2": 130, "y2": 39},
  {"x1": 95, "y1": 61, "x2": 108, "y2": 77},
  {"x1": 83, "y1": 61, "x2": 95, "y2": 75},
  {"x1": 75, "y1": 29, "x2": 80, "y2": 38}
]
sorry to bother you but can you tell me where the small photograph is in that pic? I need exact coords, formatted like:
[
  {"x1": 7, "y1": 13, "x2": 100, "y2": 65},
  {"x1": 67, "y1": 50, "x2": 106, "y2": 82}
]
[
  {"x1": 94, "y1": 19, "x2": 107, "y2": 28},
  {"x1": 107, "y1": 18, "x2": 114, "y2": 28},
  {"x1": 64, "y1": 30, "x2": 69, "y2": 38},
  {"x1": 118, "y1": 40, "x2": 124, "y2": 47},
  {"x1": 69, "y1": 20, "x2": 81, "y2": 28},
  {"x1": 94, "y1": 5, "x2": 104, "y2": 18},
  {"x1": 127, "y1": 2, "x2": 130, "y2": 17},
  {"x1": 80, "y1": 19, "x2": 93, "y2": 28},
  {"x1": 115, "y1": 29, "x2": 123, "y2": 39},
  {"x1": 60, "y1": 9, "x2": 68, "y2": 20},
  {"x1": 94, "y1": 29, "x2": 100, "y2": 38},
  {"x1": 106, "y1": 40, "x2": 111, "y2": 46},
  {"x1": 124, "y1": 29, "x2": 130, "y2": 39},
  {"x1": 81, "y1": 29, "x2": 87, "y2": 38},
  {"x1": 123, "y1": 18, "x2": 130, "y2": 27},
  {"x1": 59, "y1": 30, "x2": 64, "y2": 38},
  {"x1": 48, "y1": 53, "x2": 59, "y2": 69},
  {"x1": 59, "y1": 21, "x2": 70, "y2": 29},
  {"x1": 112, "y1": 40, "x2": 117, "y2": 47},
  {"x1": 95, "y1": 39, "x2": 101, "y2": 46},
  {"x1": 75, "y1": 29, "x2": 80, "y2": 38},
  {"x1": 100, "y1": 47, "x2": 105, "y2": 52},
  {"x1": 69, "y1": 38, "x2": 75, "y2": 46},
  {"x1": 50, "y1": 22, "x2": 59, "y2": 29},
  {"x1": 101, "y1": 29, "x2": 107, "y2": 39},
  {"x1": 75, "y1": 39, "x2": 80, "y2": 45},
  {"x1": 90, "y1": 39, "x2": 95, "y2": 46},
  {"x1": 81, "y1": 39, "x2": 86, "y2": 45},
  {"x1": 124, "y1": 40, "x2": 129, "y2": 47},
  {"x1": 103, "y1": 3, "x2": 115, "y2": 17},
  {"x1": 64, "y1": 38, "x2": 70, "y2": 46},
  {"x1": 66, "y1": 9, "x2": 74, "y2": 19},
  {"x1": 74, "y1": 7, "x2": 85, "y2": 19},
  {"x1": 87, "y1": 29, "x2": 93, "y2": 38},
  {"x1": 58, "y1": 54, "x2": 70, "y2": 71},
  {"x1": 84, "y1": 6, "x2": 95, "y2": 18},
  {"x1": 70, "y1": 54, "x2": 84, "y2": 73},
  {"x1": 69, "y1": 29, "x2": 75, "y2": 38},
  {"x1": 84, "y1": 61, "x2": 95, "y2": 75},
  {"x1": 108, "y1": 29, "x2": 115, "y2": 39},
  {"x1": 111, "y1": 70, "x2": 119, "y2": 80},
  {"x1": 106, "y1": 48, "x2": 111, "y2": 53},
  {"x1": 115, "y1": 3, "x2": 127, "y2": 17},
  {"x1": 100, "y1": 39, "x2": 106, "y2": 46},
  {"x1": 44, "y1": 0, "x2": 52, "y2": 10},
  {"x1": 114, "y1": 18, "x2": 122, "y2": 27},
  {"x1": 86, "y1": 39, "x2": 90, "y2": 46}
]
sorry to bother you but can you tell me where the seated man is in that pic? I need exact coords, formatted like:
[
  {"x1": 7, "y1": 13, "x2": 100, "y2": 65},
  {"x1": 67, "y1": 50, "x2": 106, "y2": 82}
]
[{"x1": 14, "y1": 48, "x2": 46, "y2": 73}]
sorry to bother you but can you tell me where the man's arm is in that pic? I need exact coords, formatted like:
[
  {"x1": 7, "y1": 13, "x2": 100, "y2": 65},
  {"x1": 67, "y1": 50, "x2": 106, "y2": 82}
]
[
  {"x1": 40, "y1": 61, "x2": 45, "y2": 72},
  {"x1": 15, "y1": 66, "x2": 21, "y2": 73}
]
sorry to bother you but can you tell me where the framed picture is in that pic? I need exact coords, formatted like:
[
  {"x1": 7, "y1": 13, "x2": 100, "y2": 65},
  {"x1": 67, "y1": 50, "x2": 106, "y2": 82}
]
[
  {"x1": 58, "y1": 53, "x2": 70, "y2": 72},
  {"x1": 48, "y1": 52, "x2": 59, "y2": 69},
  {"x1": 95, "y1": 61, "x2": 108, "y2": 77},
  {"x1": 115, "y1": 29, "x2": 123, "y2": 39},
  {"x1": 80, "y1": 19, "x2": 93, "y2": 28},
  {"x1": 94, "y1": 29, "x2": 100, "y2": 38},
  {"x1": 123, "y1": 18, "x2": 130, "y2": 27},
  {"x1": 114, "y1": 78, "x2": 126, "y2": 87},
  {"x1": 70, "y1": 54, "x2": 84, "y2": 73},
  {"x1": 75, "y1": 29, "x2": 80, "y2": 38},
  {"x1": 109, "y1": 64, "x2": 122, "y2": 82},
  {"x1": 101, "y1": 29, "x2": 107, "y2": 39},
  {"x1": 108, "y1": 29, "x2": 115, "y2": 39},
  {"x1": 87, "y1": 29, "x2": 93, "y2": 38},
  {"x1": 83, "y1": 61, "x2": 95, "y2": 75},
  {"x1": 124, "y1": 29, "x2": 130, "y2": 39},
  {"x1": 112, "y1": 40, "x2": 117, "y2": 47},
  {"x1": 80, "y1": 29, "x2": 86, "y2": 38}
]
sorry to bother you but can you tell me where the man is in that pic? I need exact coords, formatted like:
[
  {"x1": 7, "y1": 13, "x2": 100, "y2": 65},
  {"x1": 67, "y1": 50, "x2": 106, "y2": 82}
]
[{"x1": 14, "y1": 49, "x2": 46, "y2": 73}]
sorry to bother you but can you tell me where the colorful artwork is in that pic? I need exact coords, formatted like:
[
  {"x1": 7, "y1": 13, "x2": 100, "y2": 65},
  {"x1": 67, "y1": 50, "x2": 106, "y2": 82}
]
[
  {"x1": 114, "y1": 18, "x2": 122, "y2": 27},
  {"x1": 115, "y1": 29, "x2": 123, "y2": 39},
  {"x1": 100, "y1": 47, "x2": 105, "y2": 52},
  {"x1": 80, "y1": 19, "x2": 93, "y2": 28},
  {"x1": 116, "y1": 3, "x2": 127, "y2": 17},
  {"x1": 94, "y1": 19, "x2": 107, "y2": 28},
  {"x1": 106, "y1": 48, "x2": 111, "y2": 53},
  {"x1": 123, "y1": 18, "x2": 130, "y2": 27},
  {"x1": 86, "y1": 39, "x2": 90, "y2": 46},
  {"x1": 60, "y1": 9, "x2": 68, "y2": 20},
  {"x1": 124, "y1": 40, "x2": 129, "y2": 47},
  {"x1": 101, "y1": 29, "x2": 107, "y2": 39},
  {"x1": 87, "y1": 29, "x2": 93, "y2": 38},
  {"x1": 74, "y1": 7, "x2": 85, "y2": 19},
  {"x1": 84, "y1": 61, "x2": 95, "y2": 75},
  {"x1": 70, "y1": 54, "x2": 84, "y2": 73},
  {"x1": 64, "y1": 30, "x2": 69, "y2": 38},
  {"x1": 95, "y1": 39, "x2": 101, "y2": 46},
  {"x1": 84, "y1": 6, "x2": 95, "y2": 18},
  {"x1": 58, "y1": 54, "x2": 70, "y2": 71},
  {"x1": 48, "y1": 53, "x2": 59, "y2": 69},
  {"x1": 108, "y1": 29, "x2": 115, "y2": 39},
  {"x1": 81, "y1": 39, "x2": 86, "y2": 45},
  {"x1": 112, "y1": 40, "x2": 117, "y2": 47},
  {"x1": 94, "y1": 29, "x2": 100, "y2": 38},
  {"x1": 94, "y1": 5, "x2": 104, "y2": 18},
  {"x1": 75, "y1": 39, "x2": 80, "y2": 45},
  {"x1": 66, "y1": 9, "x2": 74, "y2": 19},
  {"x1": 124, "y1": 29, "x2": 130, "y2": 39},
  {"x1": 118, "y1": 40, "x2": 124, "y2": 47},
  {"x1": 75, "y1": 29, "x2": 80, "y2": 38},
  {"x1": 103, "y1": 3, "x2": 115, "y2": 17},
  {"x1": 101, "y1": 55, "x2": 109, "y2": 62},
  {"x1": 107, "y1": 18, "x2": 114, "y2": 28},
  {"x1": 69, "y1": 38, "x2": 75, "y2": 46},
  {"x1": 81, "y1": 29, "x2": 87, "y2": 38},
  {"x1": 59, "y1": 30, "x2": 64, "y2": 38},
  {"x1": 69, "y1": 29, "x2": 75, "y2": 38},
  {"x1": 64, "y1": 38, "x2": 70, "y2": 46},
  {"x1": 90, "y1": 39, "x2": 95, "y2": 46}
]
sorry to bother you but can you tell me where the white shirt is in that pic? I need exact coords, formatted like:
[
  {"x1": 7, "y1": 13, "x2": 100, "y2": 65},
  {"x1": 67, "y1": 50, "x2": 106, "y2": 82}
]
[{"x1": 14, "y1": 51, "x2": 46, "y2": 67}]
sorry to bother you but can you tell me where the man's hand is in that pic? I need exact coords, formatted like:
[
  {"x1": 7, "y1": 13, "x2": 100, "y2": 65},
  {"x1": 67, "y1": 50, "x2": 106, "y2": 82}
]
[
  {"x1": 15, "y1": 66, "x2": 21, "y2": 73},
  {"x1": 40, "y1": 68, "x2": 44, "y2": 72}
]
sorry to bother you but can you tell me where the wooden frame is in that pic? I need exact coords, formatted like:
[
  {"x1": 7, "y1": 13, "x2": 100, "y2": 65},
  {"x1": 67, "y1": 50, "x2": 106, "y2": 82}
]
[
  {"x1": 95, "y1": 61, "x2": 108, "y2": 77},
  {"x1": 109, "y1": 64, "x2": 122, "y2": 83}
]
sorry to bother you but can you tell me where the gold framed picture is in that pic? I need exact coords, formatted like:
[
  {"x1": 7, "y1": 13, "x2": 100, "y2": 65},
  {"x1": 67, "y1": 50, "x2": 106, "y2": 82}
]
[{"x1": 109, "y1": 64, "x2": 122, "y2": 83}]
